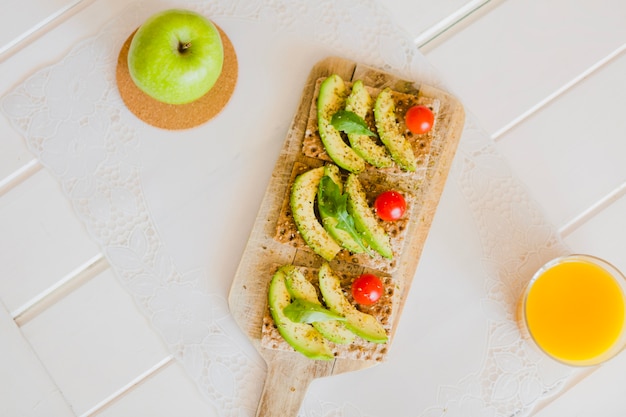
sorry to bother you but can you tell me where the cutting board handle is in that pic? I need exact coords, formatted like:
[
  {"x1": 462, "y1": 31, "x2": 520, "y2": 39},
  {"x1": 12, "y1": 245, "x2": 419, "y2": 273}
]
[{"x1": 256, "y1": 355, "x2": 333, "y2": 417}]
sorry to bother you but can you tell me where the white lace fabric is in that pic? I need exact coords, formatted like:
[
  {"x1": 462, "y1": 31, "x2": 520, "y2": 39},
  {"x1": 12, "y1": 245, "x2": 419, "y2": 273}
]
[{"x1": 1, "y1": 0, "x2": 584, "y2": 415}]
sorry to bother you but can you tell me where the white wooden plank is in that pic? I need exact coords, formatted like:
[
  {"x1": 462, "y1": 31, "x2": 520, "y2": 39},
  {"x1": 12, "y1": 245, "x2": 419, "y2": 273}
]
[
  {"x1": 494, "y1": 50, "x2": 626, "y2": 229},
  {"x1": 0, "y1": 0, "x2": 130, "y2": 95},
  {"x1": 424, "y1": 0, "x2": 626, "y2": 136},
  {"x1": 0, "y1": 301, "x2": 74, "y2": 417},
  {"x1": 0, "y1": 0, "x2": 131, "y2": 186},
  {"x1": 20, "y1": 268, "x2": 171, "y2": 416},
  {"x1": 533, "y1": 350, "x2": 626, "y2": 417},
  {"x1": 562, "y1": 193, "x2": 626, "y2": 275},
  {"x1": 383, "y1": 0, "x2": 483, "y2": 45},
  {"x1": 0, "y1": 129, "x2": 38, "y2": 187},
  {"x1": 96, "y1": 361, "x2": 219, "y2": 417},
  {"x1": 0, "y1": 0, "x2": 135, "y2": 190},
  {"x1": 13, "y1": 254, "x2": 109, "y2": 325},
  {"x1": 0, "y1": 0, "x2": 85, "y2": 59},
  {"x1": 0, "y1": 168, "x2": 101, "y2": 315}
]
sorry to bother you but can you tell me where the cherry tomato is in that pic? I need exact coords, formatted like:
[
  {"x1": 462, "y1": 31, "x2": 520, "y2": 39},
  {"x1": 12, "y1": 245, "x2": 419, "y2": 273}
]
[
  {"x1": 374, "y1": 190, "x2": 407, "y2": 221},
  {"x1": 405, "y1": 105, "x2": 434, "y2": 134},
  {"x1": 351, "y1": 274, "x2": 384, "y2": 305}
]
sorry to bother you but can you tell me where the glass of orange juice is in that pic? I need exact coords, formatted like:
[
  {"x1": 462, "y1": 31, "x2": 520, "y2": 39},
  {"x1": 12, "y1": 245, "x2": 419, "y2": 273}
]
[{"x1": 519, "y1": 254, "x2": 626, "y2": 366}]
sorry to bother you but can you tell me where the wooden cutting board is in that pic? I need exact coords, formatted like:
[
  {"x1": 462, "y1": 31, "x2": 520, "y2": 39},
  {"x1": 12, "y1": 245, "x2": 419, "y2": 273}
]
[{"x1": 228, "y1": 56, "x2": 465, "y2": 416}]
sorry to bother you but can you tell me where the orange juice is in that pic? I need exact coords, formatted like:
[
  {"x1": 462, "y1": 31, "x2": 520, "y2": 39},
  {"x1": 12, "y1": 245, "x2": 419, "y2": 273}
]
[{"x1": 521, "y1": 255, "x2": 626, "y2": 366}]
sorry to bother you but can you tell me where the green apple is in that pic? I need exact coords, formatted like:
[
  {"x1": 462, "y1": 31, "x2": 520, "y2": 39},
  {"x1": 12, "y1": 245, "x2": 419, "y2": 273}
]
[{"x1": 127, "y1": 9, "x2": 224, "y2": 105}]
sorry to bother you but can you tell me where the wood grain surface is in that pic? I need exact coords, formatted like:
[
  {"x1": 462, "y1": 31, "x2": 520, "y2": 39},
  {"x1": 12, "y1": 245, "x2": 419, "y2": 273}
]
[{"x1": 228, "y1": 56, "x2": 465, "y2": 417}]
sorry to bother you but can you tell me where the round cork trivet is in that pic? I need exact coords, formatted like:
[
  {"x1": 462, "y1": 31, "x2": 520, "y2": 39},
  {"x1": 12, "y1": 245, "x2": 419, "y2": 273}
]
[{"x1": 116, "y1": 25, "x2": 238, "y2": 130}]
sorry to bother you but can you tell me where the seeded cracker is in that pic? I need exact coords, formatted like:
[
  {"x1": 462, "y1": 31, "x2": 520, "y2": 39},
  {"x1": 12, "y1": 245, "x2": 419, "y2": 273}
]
[
  {"x1": 302, "y1": 78, "x2": 439, "y2": 175},
  {"x1": 261, "y1": 265, "x2": 400, "y2": 362},
  {"x1": 274, "y1": 162, "x2": 415, "y2": 274}
]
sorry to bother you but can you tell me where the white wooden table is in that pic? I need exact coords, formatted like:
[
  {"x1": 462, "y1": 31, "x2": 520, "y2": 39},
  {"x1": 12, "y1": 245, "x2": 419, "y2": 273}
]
[{"x1": 2, "y1": 0, "x2": 626, "y2": 416}]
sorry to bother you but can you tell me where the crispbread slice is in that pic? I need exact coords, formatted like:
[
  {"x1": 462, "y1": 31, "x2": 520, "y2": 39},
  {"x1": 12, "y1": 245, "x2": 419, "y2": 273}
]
[
  {"x1": 261, "y1": 264, "x2": 400, "y2": 362},
  {"x1": 303, "y1": 78, "x2": 440, "y2": 175},
  {"x1": 274, "y1": 162, "x2": 415, "y2": 274}
]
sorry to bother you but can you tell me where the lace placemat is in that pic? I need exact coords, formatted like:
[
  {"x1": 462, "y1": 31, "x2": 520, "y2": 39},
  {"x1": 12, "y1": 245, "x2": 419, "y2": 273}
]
[{"x1": 1, "y1": 0, "x2": 583, "y2": 415}]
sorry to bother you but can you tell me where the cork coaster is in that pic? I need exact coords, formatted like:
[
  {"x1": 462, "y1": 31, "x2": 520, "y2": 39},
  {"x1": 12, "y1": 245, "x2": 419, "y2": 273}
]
[{"x1": 116, "y1": 25, "x2": 238, "y2": 130}]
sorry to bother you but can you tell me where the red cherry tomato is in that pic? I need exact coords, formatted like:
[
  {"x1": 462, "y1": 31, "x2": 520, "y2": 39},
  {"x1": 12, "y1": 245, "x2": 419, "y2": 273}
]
[
  {"x1": 351, "y1": 274, "x2": 384, "y2": 305},
  {"x1": 374, "y1": 190, "x2": 407, "y2": 221},
  {"x1": 405, "y1": 105, "x2": 434, "y2": 134}
]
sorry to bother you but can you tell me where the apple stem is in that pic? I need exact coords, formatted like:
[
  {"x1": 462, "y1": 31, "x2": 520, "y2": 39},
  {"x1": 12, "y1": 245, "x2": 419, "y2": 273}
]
[{"x1": 178, "y1": 41, "x2": 192, "y2": 53}]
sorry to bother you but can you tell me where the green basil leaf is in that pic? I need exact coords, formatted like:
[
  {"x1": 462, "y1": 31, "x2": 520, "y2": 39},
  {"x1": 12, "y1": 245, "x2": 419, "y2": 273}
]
[
  {"x1": 318, "y1": 175, "x2": 375, "y2": 256},
  {"x1": 331, "y1": 110, "x2": 378, "y2": 138},
  {"x1": 283, "y1": 298, "x2": 346, "y2": 323}
]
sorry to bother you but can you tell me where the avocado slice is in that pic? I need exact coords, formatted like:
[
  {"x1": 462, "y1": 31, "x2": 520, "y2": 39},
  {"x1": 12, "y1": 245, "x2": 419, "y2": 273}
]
[
  {"x1": 268, "y1": 266, "x2": 334, "y2": 360},
  {"x1": 374, "y1": 87, "x2": 417, "y2": 171},
  {"x1": 290, "y1": 166, "x2": 342, "y2": 261},
  {"x1": 318, "y1": 263, "x2": 388, "y2": 344},
  {"x1": 283, "y1": 299, "x2": 345, "y2": 323},
  {"x1": 283, "y1": 265, "x2": 356, "y2": 345},
  {"x1": 318, "y1": 75, "x2": 366, "y2": 173},
  {"x1": 317, "y1": 164, "x2": 366, "y2": 254},
  {"x1": 345, "y1": 174, "x2": 393, "y2": 259},
  {"x1": 345, "y1": 80, "x2": 394, "y2": 168}
]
